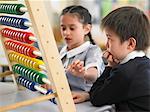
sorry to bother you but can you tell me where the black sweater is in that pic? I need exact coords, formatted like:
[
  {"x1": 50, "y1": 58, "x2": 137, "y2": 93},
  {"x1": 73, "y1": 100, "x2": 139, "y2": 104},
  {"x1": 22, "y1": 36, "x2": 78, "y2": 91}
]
[{"x1": 90, "y1": 56, "x2": 150, "y2": 112}]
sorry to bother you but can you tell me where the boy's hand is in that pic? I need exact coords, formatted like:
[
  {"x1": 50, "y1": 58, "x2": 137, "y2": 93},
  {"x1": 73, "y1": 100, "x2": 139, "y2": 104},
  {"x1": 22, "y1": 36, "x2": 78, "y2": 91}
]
[
  {"x1": 72, "y1": 91, "x2": 90, "y2": 104},
  {"x1": 103, "y1": 51, "x2": 120, "y2": 67},
  {"x1": 67, "y1": 60, "x2": 86, "y2": 78}
]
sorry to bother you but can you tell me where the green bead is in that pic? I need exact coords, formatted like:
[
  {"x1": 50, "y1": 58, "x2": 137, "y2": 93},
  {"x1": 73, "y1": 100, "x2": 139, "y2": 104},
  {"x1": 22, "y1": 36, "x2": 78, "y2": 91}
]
[{"x1": 0, "y1": 4, "x2": 26, "y2": 15}]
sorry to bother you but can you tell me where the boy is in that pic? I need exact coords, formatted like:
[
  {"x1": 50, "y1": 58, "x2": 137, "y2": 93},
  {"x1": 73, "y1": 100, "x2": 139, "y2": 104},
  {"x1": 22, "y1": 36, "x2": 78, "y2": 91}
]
[{"x1": 72, "y1": 6, "x2": 150, "y2": 111}]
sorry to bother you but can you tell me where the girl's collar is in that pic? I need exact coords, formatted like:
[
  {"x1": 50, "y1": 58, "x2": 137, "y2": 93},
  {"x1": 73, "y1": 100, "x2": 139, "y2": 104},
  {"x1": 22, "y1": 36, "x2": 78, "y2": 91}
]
[{"x1": 60, "y1": 41, "x2": 90, "y2": 59}]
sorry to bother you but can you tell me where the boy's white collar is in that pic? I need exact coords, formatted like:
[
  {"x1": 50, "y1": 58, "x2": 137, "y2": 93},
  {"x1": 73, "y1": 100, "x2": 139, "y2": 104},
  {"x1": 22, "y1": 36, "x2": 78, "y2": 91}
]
[
  {"x1": 120, "y1": 50, "x2": 145, "y2": 64},
  {"x1": 60, "y1": 41, "x2": 90, "y2": 59}
]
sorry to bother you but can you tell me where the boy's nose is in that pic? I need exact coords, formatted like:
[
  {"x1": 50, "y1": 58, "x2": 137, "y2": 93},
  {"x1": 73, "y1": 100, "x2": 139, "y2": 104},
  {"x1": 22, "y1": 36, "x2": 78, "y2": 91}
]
[
  {"x1": 106, "y1": 41, "x2": 109, "y2": 49},
  {"x1": 106, "y1": 41, "x2": 111, "y2": 51}
]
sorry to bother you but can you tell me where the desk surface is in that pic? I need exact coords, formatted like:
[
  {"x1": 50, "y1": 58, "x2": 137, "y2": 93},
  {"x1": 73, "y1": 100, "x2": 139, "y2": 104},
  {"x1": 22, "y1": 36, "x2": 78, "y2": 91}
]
[{"x1": 0, "y1": 82, "x2": 112, "y2": 112}]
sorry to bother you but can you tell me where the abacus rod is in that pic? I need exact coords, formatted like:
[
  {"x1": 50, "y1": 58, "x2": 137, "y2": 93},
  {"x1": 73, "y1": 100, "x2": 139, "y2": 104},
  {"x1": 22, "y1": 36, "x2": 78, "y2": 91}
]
[
  {"x1": 0, "y1": 93, "x2": 56, "y2": 112},
  {"x1": 33, "y1": 51, "x2": 42, "y2": 57},
  {"x1": 24, "y1": 22, "x2": 32, "y2": 27},
  {"x1": 34, "y1": 85, "x2": 47, "y2": 94},
  {"x1": 39, "y1": 65, "x2": 46, "y2": 71},
  {"x1": 29, "y1": 36, "x2": 37, "y2": 42},
  {"x1": 42, "y1": 78, "x2": 51, "y2": 85},
  {"x1": 19, "y1": 7, "x2": 28, "y2": 12}
]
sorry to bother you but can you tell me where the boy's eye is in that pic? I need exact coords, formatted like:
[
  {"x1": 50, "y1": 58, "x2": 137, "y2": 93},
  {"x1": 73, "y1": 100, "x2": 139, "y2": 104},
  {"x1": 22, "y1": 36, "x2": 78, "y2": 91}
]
[{"x1": 106, "y1": 34, "x2": 110, "y2": 38}]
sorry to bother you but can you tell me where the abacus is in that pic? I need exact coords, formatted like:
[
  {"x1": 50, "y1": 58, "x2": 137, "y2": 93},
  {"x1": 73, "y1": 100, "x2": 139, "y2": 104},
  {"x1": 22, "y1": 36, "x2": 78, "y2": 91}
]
[{"x1": 0, "y1": 0, "x2": 76, "y2": 112}]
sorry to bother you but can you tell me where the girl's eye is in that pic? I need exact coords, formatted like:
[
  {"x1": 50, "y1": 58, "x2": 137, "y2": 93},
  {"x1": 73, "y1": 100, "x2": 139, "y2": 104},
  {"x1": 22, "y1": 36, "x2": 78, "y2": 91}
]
[{"x1": 70, "y1": 27, "x2": 75, "y2": 31}]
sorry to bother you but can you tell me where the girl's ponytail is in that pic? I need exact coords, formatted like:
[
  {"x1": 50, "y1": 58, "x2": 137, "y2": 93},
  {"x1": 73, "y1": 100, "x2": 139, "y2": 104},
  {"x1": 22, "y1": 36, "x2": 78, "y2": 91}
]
[{"x1": 87, "y1": 32, "x2": 95, "y2": 45}]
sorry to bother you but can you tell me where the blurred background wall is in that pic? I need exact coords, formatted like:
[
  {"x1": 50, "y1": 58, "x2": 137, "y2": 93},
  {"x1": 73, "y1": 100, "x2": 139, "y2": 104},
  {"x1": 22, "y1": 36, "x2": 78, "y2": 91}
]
[{"x1": 48, "y1": 0, "x2": 150, "y2": 52}]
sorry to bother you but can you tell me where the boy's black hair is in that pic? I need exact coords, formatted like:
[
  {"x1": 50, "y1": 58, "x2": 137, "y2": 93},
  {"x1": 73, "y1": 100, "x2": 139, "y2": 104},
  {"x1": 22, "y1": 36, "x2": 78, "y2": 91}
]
[
  {"x1": 61, "y1": 5, "x2": 95, "y2": 45},
  {"x1": 101, "y1": 6, "x2": 150, "y2": 51}
]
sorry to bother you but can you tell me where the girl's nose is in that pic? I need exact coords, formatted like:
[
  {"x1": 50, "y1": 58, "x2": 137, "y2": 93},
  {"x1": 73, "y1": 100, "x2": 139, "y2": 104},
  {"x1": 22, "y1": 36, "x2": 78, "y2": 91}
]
[{"x1": 64, "y1": 29, "x2": 70, "y2": 35}]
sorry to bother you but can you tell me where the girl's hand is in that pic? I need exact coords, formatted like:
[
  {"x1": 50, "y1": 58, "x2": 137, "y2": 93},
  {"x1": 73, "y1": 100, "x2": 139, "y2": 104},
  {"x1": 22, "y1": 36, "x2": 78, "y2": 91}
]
[
  {"x1": 72, "y1": 91, "x2": 90, "y2": 104},
  {"x1": 103, "y1": 51, "x2": 120, "y2": 67},
  {"x1": 67, "y1": 60, "x2": 86, "y2": 78},
  {"x1": 41, "y1": 84, "x2": 52, "y2": 90}
]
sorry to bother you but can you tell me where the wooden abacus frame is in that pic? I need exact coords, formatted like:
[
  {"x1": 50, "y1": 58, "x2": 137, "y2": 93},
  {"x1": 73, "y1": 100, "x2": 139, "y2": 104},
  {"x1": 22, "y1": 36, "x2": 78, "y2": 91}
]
[{"x1": 0, "y1": 0, "x2": 76, "y2": 112}]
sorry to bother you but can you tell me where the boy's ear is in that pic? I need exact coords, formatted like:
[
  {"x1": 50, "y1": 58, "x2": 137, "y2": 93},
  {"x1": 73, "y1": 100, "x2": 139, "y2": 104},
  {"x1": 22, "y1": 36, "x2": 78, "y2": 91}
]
[
  {"x1": 127, "y1": 37, "x2": 136, "y2": 50},
  {"x1": 84, "y1": 24, "x2": 92, "y2": 35}
]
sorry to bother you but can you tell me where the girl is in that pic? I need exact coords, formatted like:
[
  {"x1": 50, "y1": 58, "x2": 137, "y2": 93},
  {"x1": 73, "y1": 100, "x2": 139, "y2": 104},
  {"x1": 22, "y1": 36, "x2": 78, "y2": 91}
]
[{"x1": 60, "y1": 5, "x2": 104, "y2": 91}]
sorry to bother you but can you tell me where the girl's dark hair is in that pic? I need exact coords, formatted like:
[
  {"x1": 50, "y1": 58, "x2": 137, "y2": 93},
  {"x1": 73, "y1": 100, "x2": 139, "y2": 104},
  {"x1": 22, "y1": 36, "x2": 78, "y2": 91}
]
[
  {"x1": 61, "y1": 5, "x2": 95, "y2": 45},
  {"x1": 101, "y1": 6, "x2": 150, "y2": 51}
]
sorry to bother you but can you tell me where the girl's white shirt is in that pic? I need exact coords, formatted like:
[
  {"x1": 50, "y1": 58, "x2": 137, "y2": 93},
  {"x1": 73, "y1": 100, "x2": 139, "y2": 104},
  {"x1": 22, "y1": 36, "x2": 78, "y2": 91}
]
[{"x1": 60, "y1": 41, "x2": 105, "y2": 91}]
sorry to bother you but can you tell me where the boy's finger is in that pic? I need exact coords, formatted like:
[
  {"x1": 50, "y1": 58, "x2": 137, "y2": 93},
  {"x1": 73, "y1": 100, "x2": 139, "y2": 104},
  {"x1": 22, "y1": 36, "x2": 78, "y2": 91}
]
[
  {"x1": 108, "y1": 54, "x2": 114, "y2": 62},
  {"x1": 103, "y1": 51, "x2": 110, "y2": 59}
]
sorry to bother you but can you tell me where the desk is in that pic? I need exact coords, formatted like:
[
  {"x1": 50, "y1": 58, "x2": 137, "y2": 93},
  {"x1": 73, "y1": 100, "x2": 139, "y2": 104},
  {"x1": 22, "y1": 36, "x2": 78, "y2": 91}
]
[{"x1": 0, "y1": 82, "x2": 113, "y2": 112}]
